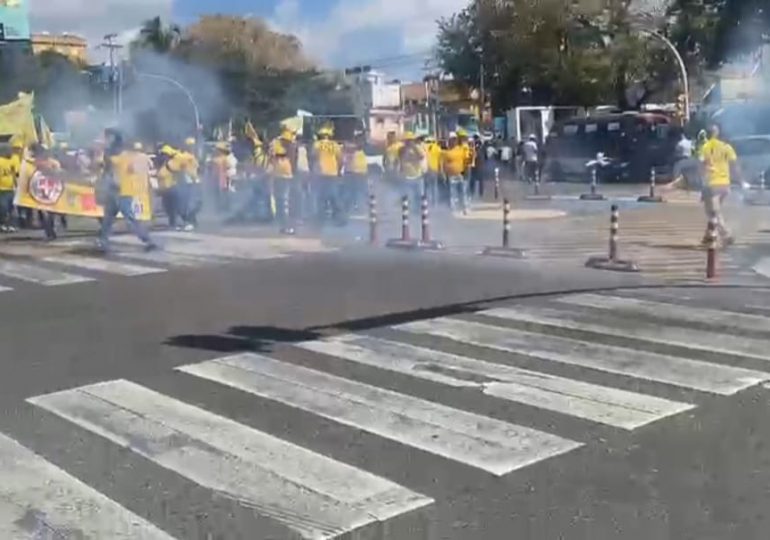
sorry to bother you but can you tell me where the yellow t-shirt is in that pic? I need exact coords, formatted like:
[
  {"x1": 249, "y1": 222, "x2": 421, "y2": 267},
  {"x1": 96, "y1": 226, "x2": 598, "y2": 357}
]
[
  {"x1": 0, "y1": 157, "x2": 15, "y2": 191},
  {"x1": 347, "y1": 149, "x2": 369, "y2": 175},
  {"x1": 313, "y1": 140, "x2": 342, "y2": 177},
  {"x1": 442, "y1": 146, "x2": 466, "y2": 177},
  {"x1": 426, "y1": 143, "x2": 442, "y2": 172},
  {"x1": 270, "y1": 138, "x2": 294, "y2": 179},
  {"x1": 9, "y1": 153, "x2": 21, "y2": 177},
  {"x1": 157, "y1": 163, "x2": 175, "y2": 189},
  {"x1": 399, "y1": 145, "x2": 425, "y2": 180},
  {"x1": 460, "y1": 142, "x2": 473, "y2": 172},
  {"x1": 384, "y1": 142, "x2": 402, "y2": 172},
  {"x1": 700, "y1": 138, "x2": 737, "y2": 188},
  {"x1": 110, "y1": 151, "x2": 146, "y2": 197}
]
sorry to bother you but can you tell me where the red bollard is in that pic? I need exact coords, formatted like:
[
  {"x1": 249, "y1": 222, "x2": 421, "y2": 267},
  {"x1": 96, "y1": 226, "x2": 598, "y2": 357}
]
[
  {"x1": 706, "y1": 215, "x2": 718, "y2": 279},
  {"x1": 586, "y1": 204, "x2": 639, "y2": 272},
  {"x1": 482, "y1": 198, "x2": 525, "y2": 257},
  {"x1": 369, "y1": 192, "x2": 378, "y2": 245}
]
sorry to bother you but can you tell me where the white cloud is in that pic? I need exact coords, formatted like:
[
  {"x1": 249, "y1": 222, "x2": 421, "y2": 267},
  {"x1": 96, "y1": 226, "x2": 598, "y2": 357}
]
[
  {"x1": 271, "y1": 0, "x2": 468, "y2": 77},
  {"x1": 29, "y1": 0, "x2": 173, "y2": 58}
]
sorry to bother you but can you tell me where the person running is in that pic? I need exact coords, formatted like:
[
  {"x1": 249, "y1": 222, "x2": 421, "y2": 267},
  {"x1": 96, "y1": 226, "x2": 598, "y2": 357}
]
[
  {"x1": 97, "y1": 131, "x2": 158, "y2": 253},
  {"x1": 663, "y1": 124, "x2": 741, "y2": 246}
]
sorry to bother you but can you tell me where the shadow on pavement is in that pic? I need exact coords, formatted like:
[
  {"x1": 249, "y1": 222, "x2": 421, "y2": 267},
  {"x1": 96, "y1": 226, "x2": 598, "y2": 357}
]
[{"x1": 166, "y1": 326, "x2": 322, "y2": 353}]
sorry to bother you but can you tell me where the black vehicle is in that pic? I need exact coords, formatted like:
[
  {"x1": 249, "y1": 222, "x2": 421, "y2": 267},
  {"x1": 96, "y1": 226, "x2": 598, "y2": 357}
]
[{"x1": 543, "y1": 112, "x2": 679, "y2": 183}]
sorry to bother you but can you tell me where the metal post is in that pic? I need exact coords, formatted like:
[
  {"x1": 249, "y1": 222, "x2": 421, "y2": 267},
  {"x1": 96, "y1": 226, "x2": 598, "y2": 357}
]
[
  {"x1": 369, "y1": 192, "x2": 378, "y2": 245},
  {"x1": 534, "y1": 168, "x2": 541, "y2": 196},
  {"x1": 706, "y1": 215, "x2": 718, "y2": 279},
  {"x1": 649, "y1": 168, "x2": 656, "y2": 198},
  {"x1": 761, "y1": 171, "x2": 766, "y2": 191},
  {"x1": 503, "y1": 198, "x2": 511, "y2": 249},
  {"x1": 401, "y1": 196, "x2": 410, "y2": 241},
  {"x1": 281, "y1": 188, "x2": 295, "y2": 235},
  {"x1": 591, "y1": 167, "x2": 598, "y2": 196},
  {"x1": 420, "y1": 195, "x2": 430, "y2": 243},
  {"x1": 609, "y1": 204, "x2": 619, "y2": 262},
  {"x1": 494, "y1": 167, "x2": 500, "y2": 201}
]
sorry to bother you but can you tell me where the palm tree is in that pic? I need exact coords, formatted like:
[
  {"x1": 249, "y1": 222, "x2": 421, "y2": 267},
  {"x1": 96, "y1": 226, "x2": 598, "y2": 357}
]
[{"x1": 138, "y1": 17, "x2": 182, "y2": 53}]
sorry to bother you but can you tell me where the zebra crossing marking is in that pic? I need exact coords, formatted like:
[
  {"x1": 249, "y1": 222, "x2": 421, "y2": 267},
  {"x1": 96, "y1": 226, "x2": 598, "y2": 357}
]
[
  {"x1": 482, "y1": 305, "x2": 770, "y2": 362},
  {"x1": 0, "y1": 431, "x2": 175, "y2": 539},
  {"x1": 0, "y1": 260, "x2": 93, "y2": 286},
  {"x1": 306, "y1": 329, "x2": 764, "y2": 398},
  {"x1": 41, "y1": 255, "x2": 166, "y2": 277},
  {"x1": 28, "y1": 379, "x2": 433, "y2": 540},
  {"x1": 557, "y1": 293, "x2": 770, "y2": 333},
  {"x1": 178, "y1": 354, "x2": 582, "y2": 475},
  {"x1": 297, "y1": 334, "x2": 695, "y2": 429}
]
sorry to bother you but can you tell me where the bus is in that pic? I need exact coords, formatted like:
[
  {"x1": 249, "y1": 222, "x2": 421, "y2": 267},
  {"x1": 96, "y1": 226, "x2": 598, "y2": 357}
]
[{"x1": 543, "y1": 112, "x2": 679, "y2": 183}]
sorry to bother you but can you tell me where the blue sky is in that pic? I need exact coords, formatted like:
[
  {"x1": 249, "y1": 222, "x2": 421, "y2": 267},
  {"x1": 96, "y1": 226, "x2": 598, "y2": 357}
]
[{"x1": 31, "y1": 0, "x2": 468, "y2": 79}]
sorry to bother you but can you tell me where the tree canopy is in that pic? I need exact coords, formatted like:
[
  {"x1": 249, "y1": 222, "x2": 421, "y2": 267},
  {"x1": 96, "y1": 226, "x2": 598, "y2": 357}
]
[{"x1": 436, "y1": 0, "x2": 770, "y2": 111}]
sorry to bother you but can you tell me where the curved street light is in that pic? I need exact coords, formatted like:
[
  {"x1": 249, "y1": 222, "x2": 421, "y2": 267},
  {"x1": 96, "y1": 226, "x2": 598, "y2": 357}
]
[
  {"x1": 135, "y1": 71, "x2": 202, "y2": 135},
  {"x1": 636, "y1": 28, "x2": 690, "y2": 122}
]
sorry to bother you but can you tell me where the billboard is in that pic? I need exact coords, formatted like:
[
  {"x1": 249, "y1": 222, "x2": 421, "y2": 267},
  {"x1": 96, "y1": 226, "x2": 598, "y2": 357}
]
[{"x1": 0, "y1": 0, "x2": 30, "y2": 41}]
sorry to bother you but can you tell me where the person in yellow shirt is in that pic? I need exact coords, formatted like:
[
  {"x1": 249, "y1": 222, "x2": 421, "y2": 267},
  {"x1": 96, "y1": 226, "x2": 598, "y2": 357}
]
[
  {"x1": 174, "y1": 137, "x2": 202, "y2": 231},
  {"x1": 383, "y1": 131, "x2": 401, "y2": 179},
  {"x1": 424, "y1": 135, "x2": 442, "y2": 207},
  {"x1": 398, "y1": 132, "x2": 426, "y2": 212},
  {"x1": 269, "y1": 127, "x2": 298, "y2": 233},
  {"x1": 98, "y1": 132, "x2": 157, "y2": 252},
  {"x1": 442, "y1": 132, "x2": 469, "y2": 214},
  {"x1": 312, "y1": 126, "x2": 344, "y2": 224},
  {"x1": 664, "y1": 124, "x2": 739, "y2": 246},
  {"x1": 0, "y1": 144, "x2": 17, "y2": 232},
  {"x1": 344, "y1": 131, "x2": 369, "y2": 213},
  {"x1": 156, "y1": 145, "x2": 182, "y2": 229}
]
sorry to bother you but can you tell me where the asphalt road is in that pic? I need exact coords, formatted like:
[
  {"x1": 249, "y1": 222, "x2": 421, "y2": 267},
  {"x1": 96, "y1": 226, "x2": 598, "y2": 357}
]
[{"x1": 2, "y1": 192, "x2": 770, "y2": 538}]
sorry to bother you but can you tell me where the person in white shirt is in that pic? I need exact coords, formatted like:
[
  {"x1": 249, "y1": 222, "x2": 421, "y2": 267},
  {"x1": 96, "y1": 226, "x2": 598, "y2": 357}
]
[{"x1": 521, "y1": 134, "x2": 539, "y2": 183}]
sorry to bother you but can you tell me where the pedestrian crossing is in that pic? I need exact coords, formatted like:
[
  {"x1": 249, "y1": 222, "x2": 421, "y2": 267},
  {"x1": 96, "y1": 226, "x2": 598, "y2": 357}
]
[
  {"x1": 0, "y1": 232, "x2": 337, "y2": 293},
  {"x1": 5, "y1": 290, "x2": 770, "y2": 538},
  {"x1": 484, "y1": 206, "x2": 770, "y2": 281}
]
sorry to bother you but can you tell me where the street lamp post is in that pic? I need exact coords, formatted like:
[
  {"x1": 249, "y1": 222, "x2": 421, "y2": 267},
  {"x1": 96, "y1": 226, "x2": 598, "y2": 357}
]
[
  {"x1": 637, "y1": 28, "x2": 690, "y2": 123},
  {"x1": 135, "y1": 71, "x2": 202, "y2": 137}
]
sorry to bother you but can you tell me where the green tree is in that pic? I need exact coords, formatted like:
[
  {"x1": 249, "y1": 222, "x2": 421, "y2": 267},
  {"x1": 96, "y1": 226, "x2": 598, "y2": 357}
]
[{"x1": 136, "y1": 16, "x2": 182, "y2": 54}]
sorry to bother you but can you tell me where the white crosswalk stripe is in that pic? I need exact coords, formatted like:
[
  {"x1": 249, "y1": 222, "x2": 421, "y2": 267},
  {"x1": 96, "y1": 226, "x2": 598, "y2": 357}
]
[
  {"x1": 557, "y1": 293, "x2": 770, "y2": 333},
  {"x1": 0, "y1": 432, "x2": 174, "y2": 539},
  {"x1": 28, "y1": 380, "x2": 433, "y2": 540},
  {"x1": 482, "y1": 305, "x2": 770, "y2": 362},
  {"x1": 0, "y1": 260, "x2": 93, "y2": 286},
  {"x1": 297, "y1": 335, "x2": 695, "y2": 428},
  {"x1": 178, "y1": 353, "x2": 582, "y2": 475},
  {"x1": 9, "y1": 289, "x2": 770, "y2": 537},
  {"x1": 41, "y1": 255, "x2": 166, "y2": 276},
  {"x1": 304, "y1": 329, "x2": 765, "y2": 399}
]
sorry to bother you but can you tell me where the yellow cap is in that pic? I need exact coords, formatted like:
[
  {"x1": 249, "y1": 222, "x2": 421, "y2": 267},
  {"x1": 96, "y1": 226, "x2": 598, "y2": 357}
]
[
  {"x1": 133, "y1": 142, "x2": 143, "y2": 151},
  {"x1": 457, "y1": 128, "x2": 468, "y2": 138},
  {"x1": 160, "y1": 145, "x2": 177, "y2": 156},
  {"x1": 215, "y1": 142, "x2": 230, "y2": 152},
  {"x1": 184, "y1": 137, "x2": 196, "y2": 147},
  {"x1": 402, "y1": 131, "x2": 416, "y2": 141},
  {"x1": 317, "y1": 127, "x2": 332, "y2": 137},
  {"x1": 11, "y1": 139, "x2": 24, "y2": 149}
]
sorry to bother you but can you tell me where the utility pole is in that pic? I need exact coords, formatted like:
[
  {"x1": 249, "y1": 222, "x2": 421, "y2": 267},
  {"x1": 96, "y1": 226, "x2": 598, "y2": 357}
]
[{"x1": 102, "y1": 33, "x2": 124, "y2": 120}]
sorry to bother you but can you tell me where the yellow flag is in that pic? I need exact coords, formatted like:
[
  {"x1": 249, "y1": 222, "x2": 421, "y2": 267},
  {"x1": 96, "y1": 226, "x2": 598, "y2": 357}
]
[
  {"x1": 244, "y1": 120, "x2": 261, "y2": 145},
  {"x1": 40, "y1": 116, "x2": 54, "y2": 148},
  {"x1": 0, "y1": 93, "x2": 38, "y2": 145}
]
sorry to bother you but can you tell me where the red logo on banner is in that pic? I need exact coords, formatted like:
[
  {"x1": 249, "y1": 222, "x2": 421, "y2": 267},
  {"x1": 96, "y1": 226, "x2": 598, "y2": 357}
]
[{"x1": 28, "y1": 171, "x2": 64, "y2": 206}]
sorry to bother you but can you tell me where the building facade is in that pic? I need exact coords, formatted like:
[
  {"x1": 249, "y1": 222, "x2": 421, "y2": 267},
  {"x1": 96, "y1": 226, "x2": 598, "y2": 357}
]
[{"x1": 31, "y1": 33, "x2": 88, "y2": 64}]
